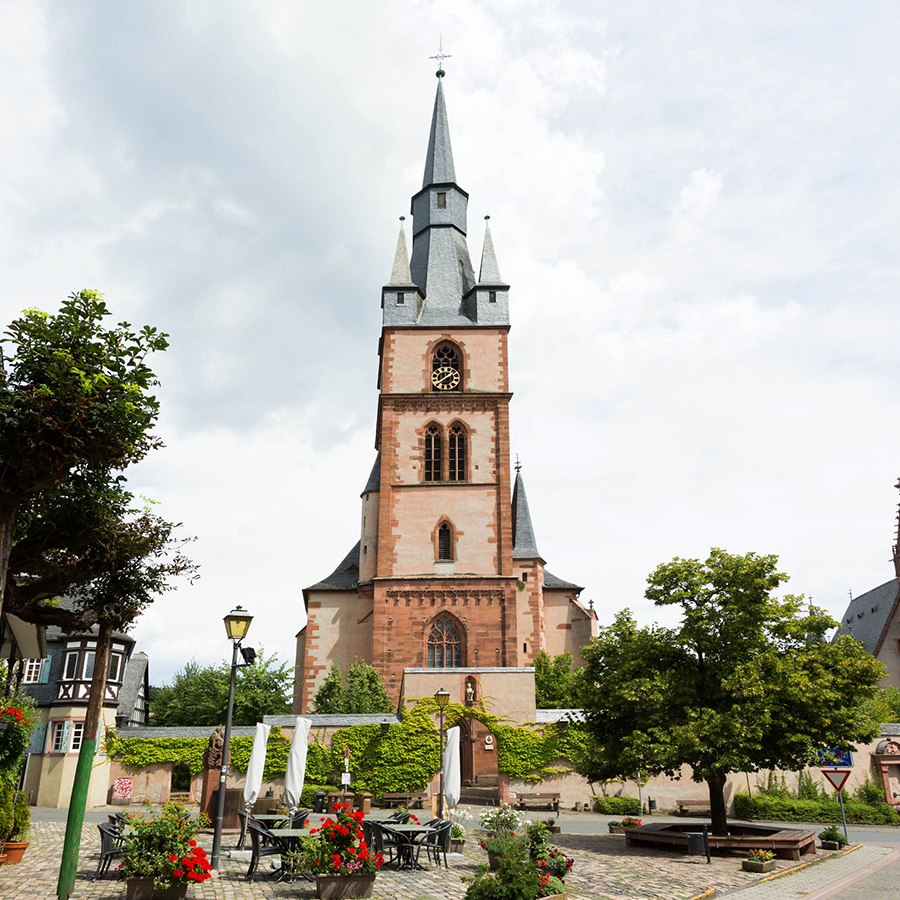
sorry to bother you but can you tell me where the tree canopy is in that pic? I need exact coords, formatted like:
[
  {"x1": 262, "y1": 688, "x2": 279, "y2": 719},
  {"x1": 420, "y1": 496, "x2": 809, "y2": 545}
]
[
  {"x1": 150, "y1": 651, "x2": 293, "y2": 727},
  {"x1": 533, "y1": 651, "x2": 583, "y2": 708},
  {"x1": 312, "y1": 661, "x2": 394, "y2": 714},
  {"x1": 577, "y1": 549, "x2": 884, "y2": 834}
]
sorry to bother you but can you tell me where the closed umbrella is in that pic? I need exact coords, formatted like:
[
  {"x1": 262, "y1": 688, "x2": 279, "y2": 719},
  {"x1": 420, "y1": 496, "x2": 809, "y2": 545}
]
[
  {"x1": 284, "y1": 717, "x2": 312, "y2": 817},
  {"x1": 243, "y1": 723, "x2": 271, "y2": 812},
  {"x1": 443, "y1": 726, "x2": 461, "y2": 810}
]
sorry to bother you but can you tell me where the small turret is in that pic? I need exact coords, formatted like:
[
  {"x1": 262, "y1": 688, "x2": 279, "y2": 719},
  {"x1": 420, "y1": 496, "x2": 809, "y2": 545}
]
[
  {"x1": 466, "y1": 216, "x2": 510, "y2": 324},
  {"x1": 382, "y1": 218, "x2": 423, "y2": 326}
]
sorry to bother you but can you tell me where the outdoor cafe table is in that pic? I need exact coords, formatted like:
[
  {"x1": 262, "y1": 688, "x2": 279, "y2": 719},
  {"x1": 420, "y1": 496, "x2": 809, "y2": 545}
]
[
  {"x1": 253, "y1": 813, "x2": 289, "y2": 825},
  {"x1": 381, "y1": 823, "x2": 438, "y2": 870},
  {"x1": 266, "y1": 828, "x2": 313, "y2": 882}
]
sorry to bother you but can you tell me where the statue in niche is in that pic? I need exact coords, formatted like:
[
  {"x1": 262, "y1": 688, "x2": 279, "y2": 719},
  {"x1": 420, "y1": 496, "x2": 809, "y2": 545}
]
[
  {"x1": 203, "y1": 726, "x2": 225, "y2": 769},
  {"x1": 464, "y1": 676, "x2": 477, "y2": 707}
]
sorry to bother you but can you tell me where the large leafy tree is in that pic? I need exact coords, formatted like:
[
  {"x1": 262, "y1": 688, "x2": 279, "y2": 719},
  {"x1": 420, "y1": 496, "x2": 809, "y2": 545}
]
[
  {"x1": 578, "y1": 549, "x2": 884, "y2": 835},
  {"x1": 312, "y1": 660, "x2": 393, "y2": 714},
  {"x1": 0, "y1": 291, "x2": 168, "y2": 623},
  {"x1": 150, "y1": 650, "x2": 292, "y2": 727},
  {"x1": 533, "y1": 651, "x2": 583, "y2": 708}
]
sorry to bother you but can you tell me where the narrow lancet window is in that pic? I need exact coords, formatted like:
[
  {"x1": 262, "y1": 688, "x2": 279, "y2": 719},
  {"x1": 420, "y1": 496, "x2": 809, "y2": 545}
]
[
  {"x1": 448, "y1": 424, "x2": 466, "y2": 481},
  {"x1": 438, "y1": 522, "x2": 453, "y2": 560},
  {"x1": 425, "y1": 425, "x2": 442, "y2": 482}
]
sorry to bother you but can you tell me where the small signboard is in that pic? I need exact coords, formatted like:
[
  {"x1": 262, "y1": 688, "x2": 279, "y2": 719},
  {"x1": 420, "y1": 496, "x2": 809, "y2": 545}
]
[
  {"x1": 341, "y1": 772, "x2": 352, "y2": 786},
  {"x1": 817, "y1": 749, "x2": 853, "y2": 768},
  {"x1": 822, "y1": 770, "x2": 851, "y2": 792},
  {"x1": 111, "y1": 777, "x2": 133, "y2": 802}
]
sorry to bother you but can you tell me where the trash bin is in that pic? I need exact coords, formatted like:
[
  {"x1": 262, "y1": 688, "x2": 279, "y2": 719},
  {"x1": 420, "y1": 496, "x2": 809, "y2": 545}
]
[
  {"x1": 648, "y1": 799, "x2": 657, "y2": 814},
  {"x1": 328, "y1": 792, "x2": 354, "y2": 814},
  {"x1": 685, "y1": 833, "x2": 705, "y2": 856},
  {"x1": 313, "y1": 791, "x2": 327, "y2": 813},
  {"x1": 355, "y1": 792, "x2": 372, "y2": 815}
]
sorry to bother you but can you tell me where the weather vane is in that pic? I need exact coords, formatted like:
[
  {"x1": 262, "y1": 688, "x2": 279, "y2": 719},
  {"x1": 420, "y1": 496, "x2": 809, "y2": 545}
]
[
  {"x1": 515, "y1": 454, "x2": 521, "y2": 473},
  {"x1": 430, "y1": 36, "x2": 452, "y2": 76}
]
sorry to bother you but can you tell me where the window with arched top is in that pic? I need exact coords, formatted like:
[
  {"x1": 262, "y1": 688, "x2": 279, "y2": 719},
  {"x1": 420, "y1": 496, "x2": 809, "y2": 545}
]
[
  {"x1": 448, "y1": 423, "x2": 466, "y2": 481},
  {"x1": 427, "y1": 614, "x2": 463, "y2": 667},
  {"x1": 431, "y1": 342, "x2": 462, "y2": 392},
  {"x1": 437, "y1": 521, "x2": 453, "y2": 560},
  {"x1": 425, "y1": 424, "x2": 442, "y2": 482}
]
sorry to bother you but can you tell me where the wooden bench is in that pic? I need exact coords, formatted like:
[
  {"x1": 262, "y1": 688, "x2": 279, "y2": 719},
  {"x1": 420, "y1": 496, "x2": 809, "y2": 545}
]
[
  {"x1": 516, "y1": 793, "x2": 560, "y2": 814},
  {"x1": 381, "y1": 792, "x2": 428, "y2": 809},
  {"x1": 676, "y1": 799, "x2": 711, "y2": 816}
]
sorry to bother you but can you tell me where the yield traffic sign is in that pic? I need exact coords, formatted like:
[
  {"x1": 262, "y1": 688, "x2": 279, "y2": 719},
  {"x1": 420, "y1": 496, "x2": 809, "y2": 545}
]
[{"x1": 822, "y1": 769, "x2": 851, "y2": 792}]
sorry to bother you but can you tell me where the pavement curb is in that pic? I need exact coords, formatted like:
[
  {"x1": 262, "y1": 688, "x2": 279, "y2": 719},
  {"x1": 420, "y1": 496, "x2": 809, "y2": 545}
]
[
  {"x1": 757, "y1": 843, "x2": 862, "y2": 884},
  {"x1": 685, "y1": 890, "x2": 717, "y2": 900}
]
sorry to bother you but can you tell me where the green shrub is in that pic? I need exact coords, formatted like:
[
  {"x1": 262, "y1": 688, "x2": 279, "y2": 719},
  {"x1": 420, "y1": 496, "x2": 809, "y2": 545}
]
[
  {"x1": 298, "y1": 783, "x2": 332, "y2": 808},
  {"x1": 733, "y1": 791, "x2": 900, "y2": 825},
  {"x1": 818, "y1": 825, "x2": 848, "y2": 845},
  {"x1": 852, "y1": 773, "x2": 885, "y2": 807},
  {"x1": 593, "y1": 796, "x2": 641, "y2": 816}
]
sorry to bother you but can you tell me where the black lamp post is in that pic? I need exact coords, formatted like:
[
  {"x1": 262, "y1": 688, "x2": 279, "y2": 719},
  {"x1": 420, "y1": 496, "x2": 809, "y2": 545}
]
[
  {"x1": 210, "y1": 605, "x2": 253, "y2": 871},
  {"x1": 434, "y1": 688, "x2": 450, "y2": 818}
]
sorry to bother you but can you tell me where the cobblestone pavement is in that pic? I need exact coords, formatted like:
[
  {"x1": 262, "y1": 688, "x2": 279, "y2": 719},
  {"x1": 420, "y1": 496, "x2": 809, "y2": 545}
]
[{"x1": 0, "y1": 821, "x2": 867, "y2": 900}]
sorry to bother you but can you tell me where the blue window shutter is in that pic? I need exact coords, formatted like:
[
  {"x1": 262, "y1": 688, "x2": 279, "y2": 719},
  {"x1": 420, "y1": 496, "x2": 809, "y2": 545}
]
[
  {"x1": 28, "y1": 722, "x2": 47, "y2": 755},
  {"x1": 39, "y1": 657, "x2": 51, "y2": 683}
]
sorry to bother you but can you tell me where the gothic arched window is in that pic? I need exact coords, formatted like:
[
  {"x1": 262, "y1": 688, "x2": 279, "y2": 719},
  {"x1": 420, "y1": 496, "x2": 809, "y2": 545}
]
[
  {"x1": 431, "y1": 342, "x2": 462, "y2": 392},
  {"x1": 437, "y1": 521, "x2": 453, "y2": 560},
  {"x1": 427, "y1": 614, "x2": 463, "y2": 667},
  {"x1": 448, "y1": 423, "x2": 466, "y2": 481},
  {"x1": 424, "y1": 424, "x2": 442, "y2": 482}
]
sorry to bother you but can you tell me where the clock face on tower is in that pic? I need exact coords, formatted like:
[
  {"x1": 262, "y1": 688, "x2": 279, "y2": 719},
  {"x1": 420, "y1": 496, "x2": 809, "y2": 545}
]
[{"x1": 432, "y1": 366, "x2": 461, "y2": 391}]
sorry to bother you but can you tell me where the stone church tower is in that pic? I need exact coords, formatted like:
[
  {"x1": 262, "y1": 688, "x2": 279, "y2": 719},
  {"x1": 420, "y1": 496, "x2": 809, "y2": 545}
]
[{"x1": 294, "y1": 75, "x2": 596, "y2": 713}]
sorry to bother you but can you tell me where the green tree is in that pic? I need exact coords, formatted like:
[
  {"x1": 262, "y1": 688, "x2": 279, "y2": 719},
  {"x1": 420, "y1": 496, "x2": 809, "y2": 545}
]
[
  {"x1": 577, "y1": 549, "x2": 885, "y2": 835},
  {"x1": 0, "y1": 291, "x2": 168, "y2": 623},
  {"x1": 533, "y1": 651, "x2": 583, "y2": 708},
  {"x1": 150, "y1": 650, "x2": 292, "y2": 727},
  {"x1": 312, "y1": 661, "x2": 393, "y2": 714}
]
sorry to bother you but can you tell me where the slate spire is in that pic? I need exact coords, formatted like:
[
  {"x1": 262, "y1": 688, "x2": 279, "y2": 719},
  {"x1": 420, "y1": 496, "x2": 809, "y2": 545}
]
[
  {"x1": 389, "y1": 218, "x2": 412, "y2": 285},
  {"x1": 422, "y1": 75, "x2": 456, "y2": 188},
  {"x1": 512, "y1": 467, "x2": 542, "y2": 560},
  {"x1": 479, "y1": 217, "x2": 503, "y2": 283}
]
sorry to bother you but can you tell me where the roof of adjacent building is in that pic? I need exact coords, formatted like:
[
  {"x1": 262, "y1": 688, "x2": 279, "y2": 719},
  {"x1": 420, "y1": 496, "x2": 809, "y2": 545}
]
[
  {"x1": 116, "y1": 725, "x2": 260, "y2": 740},
  {"x1": 833, "y1": 578, "x2": 900, "y2": 655},
  {"x1": 306, "y1": 542, "x2": 360, "y2": 592},
  {"x1": 534, "y1": 708, "x2": 585, "y2": 723},
  {"x1": 362, "y1": 454, "x2": 381, "y2": 494},
  {"x1": 543, "y1": 570, "x2": 584, "y2": 591},
  {"x1": 43, "y1": 596, "x2": 132, "y2": 643}
]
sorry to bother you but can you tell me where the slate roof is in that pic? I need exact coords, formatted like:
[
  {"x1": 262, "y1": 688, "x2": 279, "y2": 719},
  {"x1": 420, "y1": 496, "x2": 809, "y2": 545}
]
[
  {"x1": 263, "y1": 713, "x2": 401, "y2": 727},
  {"x1": 833, "y1": 578, "x2": 900, "y2": 655},
  {"x1": 306, "y1": 542, "x2": 360, "y2": 592},
  {"x1": 543, "y1": 570, "x2": 584, "y2": 591},
  {"x1": 362, "y1": 454, "x2": 381, "y2": 495},
  {"x1": 118, "y1": 652, "x2": 148, "y2": 723},
  {"x1": 422, "y1": 77, "x2": 456, "y2": 187},
  {"x1": 511, "y1": 471, "x2": 541, "y2": 560},
  {"x1": 43, "y1": 596, "x2": 132, "y2": 642},
  {"x1": 115, "y1": 725, "x2": 259, "y2": 740}
]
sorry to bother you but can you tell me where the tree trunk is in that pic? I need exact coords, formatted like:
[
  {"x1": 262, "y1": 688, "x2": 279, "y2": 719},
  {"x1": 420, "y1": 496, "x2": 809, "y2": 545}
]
[
  {"x1": 708, "y1": 775, "x2": 729, "y2": 836},
  {"x1": 57, "y1": 623, "x2": 112, "y2": 899},
  {"x1": 0, "y1": 497, "x2": 18, "y2": 625}
]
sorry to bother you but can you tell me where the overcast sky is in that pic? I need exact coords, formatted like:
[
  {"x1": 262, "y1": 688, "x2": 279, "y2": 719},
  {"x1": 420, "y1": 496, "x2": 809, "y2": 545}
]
[{"x1": 3, "y1": 1, "x2": 899, "y2": 685}]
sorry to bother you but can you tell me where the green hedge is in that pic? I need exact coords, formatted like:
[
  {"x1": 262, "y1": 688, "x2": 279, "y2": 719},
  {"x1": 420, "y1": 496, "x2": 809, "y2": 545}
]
[
  {"x1": 593, "y1": 796, "x2": 641, "y2": 816},
  {"x1": 733, "y1": 792, "x2": 900, "y2": 825}
]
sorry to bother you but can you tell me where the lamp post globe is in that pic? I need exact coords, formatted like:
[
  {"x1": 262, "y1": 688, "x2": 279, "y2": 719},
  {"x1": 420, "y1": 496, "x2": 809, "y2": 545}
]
[{"x1": 210, "y1": 606, "x2": 252, "y2": 870}]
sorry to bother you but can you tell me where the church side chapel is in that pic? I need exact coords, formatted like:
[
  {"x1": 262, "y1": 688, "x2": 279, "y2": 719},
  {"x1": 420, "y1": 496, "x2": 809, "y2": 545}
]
[{"x1": 294, "y1": 71, "x2": 597, "y2": 782}]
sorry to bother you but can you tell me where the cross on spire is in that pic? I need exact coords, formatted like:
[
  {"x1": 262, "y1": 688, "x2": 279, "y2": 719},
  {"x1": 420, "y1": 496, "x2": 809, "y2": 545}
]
[
  {"x1": 430, "y1": 36, "x2": 452, "y2": 77},
  {"x1": 515, "y1": 454, "x2": 521, "y2": 473}
]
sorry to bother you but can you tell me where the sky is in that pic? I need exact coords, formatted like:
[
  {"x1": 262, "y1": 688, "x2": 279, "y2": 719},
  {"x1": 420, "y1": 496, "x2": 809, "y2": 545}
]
[{"x1": 2, "y1": 1, "x2": 899, "y2": 685}]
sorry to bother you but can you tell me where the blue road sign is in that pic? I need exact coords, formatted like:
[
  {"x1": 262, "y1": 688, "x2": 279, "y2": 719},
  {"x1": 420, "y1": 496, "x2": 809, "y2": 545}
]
[{"x1": 817, "y1": 749, "x2": 853, "y2": 768}]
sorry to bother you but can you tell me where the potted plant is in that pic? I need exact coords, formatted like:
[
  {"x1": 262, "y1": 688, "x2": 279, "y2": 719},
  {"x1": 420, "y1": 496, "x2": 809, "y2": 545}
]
[
  {"x1": 526, "y1": 821, "x2": 573, "y2": 883},
  {"x1": 742, "y1": 848, "x2": 777, "y2": 873},
  {"x1": 479, "y1": 803, "x2": 524, "y2": 835},
  {"x1": 544, "y1": 817, "x2": 561, "y2": 835},
  {"x1": 464, "y1": 833, "x2": 568, "y2": 899},
  {"x1": 819, "y1": 826, "x2": 848, "y2": 851},
  {"x1": 608, "y1": 815, "x2": 641, "y2": 834},
  {"x1": 0, "y1": 788, "x2": 31, "y2": 864},
  {"x1": 480, "y1": 830, "x2": 522, "y2": 871},
  {"x1": 449, "y1": 808, "x2": 472, "y2": 852},
  {"x1": 0, "y1": 703, "x2": 36, "y2": 865},
  {"x1": 292, "y1": 801, "x2": 383, "y2": 898},
  {"x1": 120, "y1": 800, "x2": 212, "y2": 899}
]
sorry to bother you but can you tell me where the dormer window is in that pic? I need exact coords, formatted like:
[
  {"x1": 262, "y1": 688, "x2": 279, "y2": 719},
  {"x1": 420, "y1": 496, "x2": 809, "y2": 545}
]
[{"x1": 436, "y1": 192, "x2": 447, "y2": 209}]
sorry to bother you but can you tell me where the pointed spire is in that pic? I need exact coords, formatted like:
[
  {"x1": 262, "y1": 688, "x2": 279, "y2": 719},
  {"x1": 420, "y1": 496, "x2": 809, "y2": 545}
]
[
  {"x1": 512, "y1": 466, "x2": 542, "y2": 560},
  {"x1": 389, "y1": 217, "x2": 412, "y2": 285},
  {"x1": 479, "y1": 216, "x2": 502, "y2": 283},
  {"x1": 422, "y1": 75, "x2": 456, "y2": 187}
]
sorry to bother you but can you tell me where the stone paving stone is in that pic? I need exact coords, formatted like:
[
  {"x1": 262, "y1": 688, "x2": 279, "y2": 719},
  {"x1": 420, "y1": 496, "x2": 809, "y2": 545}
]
[{"x1": 0, "y1": 822, "x2": 860, "y2": 900}]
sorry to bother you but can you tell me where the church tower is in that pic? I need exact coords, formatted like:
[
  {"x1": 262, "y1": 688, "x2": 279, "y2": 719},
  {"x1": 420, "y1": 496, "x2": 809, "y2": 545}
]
[{"x1": 295, "y1": 75, "x2": 596, "y2": 712}]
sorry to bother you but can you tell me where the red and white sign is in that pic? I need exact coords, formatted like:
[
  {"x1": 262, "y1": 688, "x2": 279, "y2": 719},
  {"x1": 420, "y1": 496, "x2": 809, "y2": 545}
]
[
  {"x1": 822, "y1": 769, "x2": 850, "y2": 792},
  {"x1": 112, "y1": 777, "x2": 134, "y2": 800}
]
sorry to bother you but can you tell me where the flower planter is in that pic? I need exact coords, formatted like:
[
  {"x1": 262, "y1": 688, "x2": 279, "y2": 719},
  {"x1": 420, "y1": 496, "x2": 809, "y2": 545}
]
[
  {"x1": 820, "y1": 840, "x2": 843, "y2": 851},
  {"x1": 314, "y1": 874, "x2": 377, "y2": 899},
  {"x1": 1, "y1": 841, "x2": 29, "y2": 864},
  {"x1": 487, "y1": 850, "x2": 501, "y2": 870},
  {"x1": 548, "y1": 825, "x2": 561, "y2": 834},
  {"x1": 742, "y1": 859, "x2": 777, "y2": 873},
  {"x1": 542, "y1": 893, "x2": 568, "y2": 900},
  {"x1": 0, "y1": 853, "x2": 8, "y2": 866},
  {"x1": 450, "y1": 838, "x2": 465, "y2": 853},
  {"x1": 125, "y1": 879, "x2": 188, "y2": 900},
  {"x1": 608, "y1": 825, "x2": 627, "y2": 834}
]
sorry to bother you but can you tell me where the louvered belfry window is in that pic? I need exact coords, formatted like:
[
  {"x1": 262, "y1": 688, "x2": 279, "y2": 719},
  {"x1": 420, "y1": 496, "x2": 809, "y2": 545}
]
[
  {"x1": 438, "y1": 522, "x2": 453, "y2": 560},
  {"x1": 448, "y1": 424, "x2": 466, "y2": 481},
  {"x1": 427, "y1": 615, "x2": 462, "y2": 667},
  {"x1": 425, "y1": 424, "x2": 442, "y2": 482}
]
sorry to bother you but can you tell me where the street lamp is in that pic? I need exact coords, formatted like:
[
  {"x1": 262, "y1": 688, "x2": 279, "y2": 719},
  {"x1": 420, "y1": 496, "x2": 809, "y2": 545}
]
[
  {"x1": 210, "y1": 605, "x2": 253, "y2": 870},
  {"x1": 435, "y1": 688, "x2": 450, "y2": 818}
]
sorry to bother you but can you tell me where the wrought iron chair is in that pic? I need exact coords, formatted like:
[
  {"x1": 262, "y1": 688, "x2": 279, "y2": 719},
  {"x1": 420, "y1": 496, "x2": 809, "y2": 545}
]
[
  {"x1": 92, "y1": 823, "x2": 124, "y2": 881},
  {"x1": 416, "y1": 820, "x2": 452, "y2": 868},
  {"x1": 246, "y1": 821, "x2": 284, "y2": 881}
]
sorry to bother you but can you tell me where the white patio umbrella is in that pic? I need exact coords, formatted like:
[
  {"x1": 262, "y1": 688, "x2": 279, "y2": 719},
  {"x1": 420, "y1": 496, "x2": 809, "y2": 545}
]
[
  {"x1": 443, "y1": 725, "x2": 461, "y2": 811},
  {"x1": 284, "y1": 717, "x2": 312, "y2": 817},
  {"x1": 243, "y1": 723, "x2": 271, "y2": 812}
]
